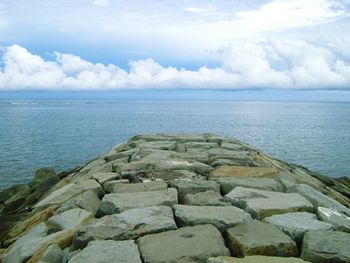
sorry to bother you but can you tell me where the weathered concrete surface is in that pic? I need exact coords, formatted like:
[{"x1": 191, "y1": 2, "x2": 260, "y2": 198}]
[
  {"x1": 263, "y1": 212, "x2": 333, "y2": 243},
  {"x1": 68, "y1": 240, "x2": 142, "y2": 263},
  {"x1": 72, "y1": 206, "x2": 177, "y2": 249},
  {"x1": 174, "y1": 204, "x2": 252, "y2": 232},
  {"x1": 226, "y1": 220, "x2": 297, "y2": 257},
  {"x1": 225, "y1": 187, "x2": 313, "y2": 219},
  {"x1": 137, "y1": 225, "x2": 230, "y2": 263},
  {"x1": 301, "y1": 231, "x2": 350, "y2": 263},
  {"x1": 97, "y1": 188, "x2": 178, "y2": 216}
]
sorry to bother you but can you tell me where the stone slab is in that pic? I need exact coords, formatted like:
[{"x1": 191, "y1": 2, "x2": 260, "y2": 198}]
[
  {"x1": 174, "y1": 204, "x2": 251, "y2": 232},
  {"x1": 48, "y1": 208, "x2": 93, "y2": 230},
  {"x1": 225, "y1": 187, "x2": 313, "y2": 219},
  {"x1": 91, "y1": 172, "x2": 118, "y2": 185},
  {"x1": 207, "y1": 256, "x2": 310, "y2": 263},
  {"x1": 169, "y1": 180, "x2": 220, "y2": 202},
  {"x1": 226, "y1": 220, "x2": 297, "y2": 257},
  {"x1": 137, "y1": 224, "x2": 230, "y2": 263},
  {"x1": 108, "y1": 181, "x2": 167, "y2": 193},
  {"x1": 183, "y1": 190, "x2": 231, "y2": 206},
  {"x1": 317, "y1": 206, "x2": 350, "y2": 232},
  {"x1": 209, "y1": 166, "x2": 279, "y2": 179},
  {"x1": 97, "y1": 188, "x2": 178, "y2": 216}
]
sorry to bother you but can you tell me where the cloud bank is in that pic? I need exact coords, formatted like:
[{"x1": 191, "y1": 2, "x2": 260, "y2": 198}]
[{"x1": 0, "y1": 40, "x2": 350, "y2": 91}]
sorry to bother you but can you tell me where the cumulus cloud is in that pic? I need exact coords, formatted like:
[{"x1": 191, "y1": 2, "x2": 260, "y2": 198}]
[{"x1": 0, "y1": 41, "x2": 350, "y2": 90}]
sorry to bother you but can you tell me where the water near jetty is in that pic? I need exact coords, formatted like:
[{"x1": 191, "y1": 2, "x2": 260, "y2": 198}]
[
  {"x1": 0, "y1": 134, "x2": 350, "y2": 263},
  {"x1": 0, "y1": 100, "x2": 350, "y2": 189}
]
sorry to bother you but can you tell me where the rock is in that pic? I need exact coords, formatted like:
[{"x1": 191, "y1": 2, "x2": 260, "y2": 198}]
[
  {"x1": 170, "y1": 134, "x2": 207, "y2": 142},
  {"x1": 56, "y1": 190, "x2": 100, "y2": 215},
  {"x1": 68, "y1": 240, "x2": 142, "y2": 263},
  {"x1": 317, "y1": 206, "x2": 350, "y2": 232},
  {"x1": 137, "y1": 224, "x2": 230, "y2": 263},
  {"x1": 2, "y1": 223, "x2": 75, "y2": 263},
  {"x1": 115, "y1": 160, "x2": 213, "y2": 177},
  {"x1": 168, "y1": 180, "x2": 220, "y2": 202},
  {"x1": 291, "y1": 184, "x2": 350, "y2": 215},
  {"x1": 225, "y1": 187, "x2": 313, "y2": 219},
  {"x1": 102, "y1": 179, "x2": 129, "y2": 193},
  {"x1": 36, "y1": 244, "x2": 63, "y2": 263},
  {"x1": 301, "y1": 230, "x2": 350, "y2": 263},
  {"x1": 146, "y1": 169, "x2": 203, "y2": 181},
  {"x1": 207, "y1": 256, "x2": 309, "y2": 263},
  {"x1": 263, "y1": 212, "x2": 333, "y2": 243},
  {"x1": 107, "y1": 181, "x2": 167, "y2": 193},
  {"x1": 91, "y1": 172, "x2": 118, "y2": 185},
  {"x1": 226, "y1": 220, "x2": 297, "y2": 257},
  {"x1": 177, "y1": 151, "x2": 209, "y2": 163},
  {"x1": 72, "y1": 206, "x2": 176, "y2": 249},
  {"x1": 0, "y1": 184, "x2": 30, "y2": 204},
  {"x1": 97, "y1": 188, "x2": 177, "y2": 216},
  {"x1": 210, "y1": 159, "x2": 250, "y2": 167},
  {"x1": 277, "y1": 172, "x2": 297, "y2": 192},
  {"x1": 48, "y1": 208, "x2": 93, "y2": 230},
  {"x1": 103, "y1": 148, "x2": 135, "y2": 162},
  {"x1": 1, "y1": 187, "x2": 31, "y2": 213},
  {"x1": 220, "y1": 143, "x2": 244, "y2": 151},
  {"x1": 32, "y1": 168, "x2": 58, "y2": 188},
  {"x1": 137, "y1": 140, "x2": 177, "y2": 150},
  {"x1": 185, "y1": 142, "x2": 219, "y2": 151},
  {"x1": 130, "y1": 149, "x2": 180, "y2": 162},
  {"x1": 174, "y1": 204, "x2": 251, "y2": 232},
  {"x1": 215, "y1": 177, "x2": 283, "y2": 195},
  {"x1": 209, "y1": 166, "x2": 278, "y2": 179},
  {"x1": 183, "y1": 190, "x2": 231, "y2": 206},
  {"x1": 34, "y1": 180, "x2": 104, "y2": 208}
]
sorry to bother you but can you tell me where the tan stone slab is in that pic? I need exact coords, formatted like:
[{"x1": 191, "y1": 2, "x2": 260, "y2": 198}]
[{"x1": 209, "y1": 166, "x2": 279, "y2": 179}]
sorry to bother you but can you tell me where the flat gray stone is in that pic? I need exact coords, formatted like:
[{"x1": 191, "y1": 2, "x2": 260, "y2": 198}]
[
  {"x1": 174, "y1": 204, "x2": 252, "y2": 232},
  {"x1": 183, "y1": 190, "x2": 231, "y2": 206},
  {"x1": 108, "y1": 181, "x2": 167, "y2": 193},
  {"x1": 103, "y1": 179, "x2": 129, "y2": 193},
  {"x1": 56, "y1": 190, "x2": 100, "y2": 215},
  {"x1": 48, "y1": 208, "x2": 93, "y2": 230},
  {"x1": 207, "y1": 256, "x2": 310, "y2": 263},
  {"x1": 92, "y1": 172, "x2": 118, "y2": 185},
  {"x1": 137, "y1": 224, "x2": 230, "y2": 263},
  {"x1": 301, "y1": 230, "x2": 350, "y2": 263},
  {"x1": 169, "y1": 180, "x2": 220, "y2": 202},
  {"x1": 97, "y1": 188, "x2": 177, "y2": 216},
  {"x1": 226, "y1": 220, "x2": 297, "y2": 257},
  {"x1": 68, "y1": 240, "x2": 142, "y2": 263},
  {"x1": 220, "y1": 143, "x2": 244, "y2": 151},
  {"x1": 137, "y1": 140, "x2": 177, "y2": 150},
  {"x1": 130, "y1": 149, "x2": 180, "y2": 162},
  {"x1": 263, "y1": 212, "x2": 333, "y2": 243},
  {"x1": 115, "y1": 160, "x2": 213, "y2": 177},
  {"x1": 37, "y1": 244, "x2": 63, "y2": 263},
  {"x1": 185, "y1": 142, "x2": 219, "y2": 151},
  {"x1": 104, "y1": 148, "x2": 135, "y2": 162},
  {"x1": 292, "y1": 184, "x2": 350, "y2": 216},
  {"x1": 72, "y1": 206, "x2": 177, "y2": 249},
  {"x1": 216, "y1": 177, "x2": 283, "y2": 195},
  {"x1": 225, "y1": 187, "x2": 313, "y2": 219},
  {"x1": 317, "y1": 206, "x2": 350, "y2": 232}
]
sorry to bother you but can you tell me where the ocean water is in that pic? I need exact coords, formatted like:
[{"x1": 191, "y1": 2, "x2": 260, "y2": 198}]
[{"x1": 0, "y1": 99, "x2": 349, "y2": 189}]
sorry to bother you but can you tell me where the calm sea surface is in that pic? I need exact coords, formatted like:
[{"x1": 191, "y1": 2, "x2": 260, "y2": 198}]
[{"x1": 0, "y1": 100, "x2": 349, "y2": 189}]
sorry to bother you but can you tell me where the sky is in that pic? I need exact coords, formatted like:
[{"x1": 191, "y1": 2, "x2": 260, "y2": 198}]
[{"x1": 0, "y1": 0, "x2": 350, "y2": 94}]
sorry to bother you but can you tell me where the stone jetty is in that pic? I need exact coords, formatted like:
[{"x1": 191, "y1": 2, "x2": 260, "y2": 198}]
[{"x1": 1, "y1": 133, "x2": 350, "y2": 263}]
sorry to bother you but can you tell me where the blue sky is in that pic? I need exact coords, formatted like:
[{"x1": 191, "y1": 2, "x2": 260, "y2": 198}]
[{"x1": 0, "y1": 0, "x2": 350, "y2": 94}]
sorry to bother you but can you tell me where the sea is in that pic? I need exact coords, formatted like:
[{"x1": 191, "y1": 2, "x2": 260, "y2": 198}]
[{"x1": 1, "y1": 96, "x2": 350, "y2": 189}]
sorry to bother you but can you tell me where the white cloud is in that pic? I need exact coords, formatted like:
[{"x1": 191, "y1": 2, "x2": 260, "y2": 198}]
[
  {"x1": 92, "y1": 0, "x2": 112, "y2": 7},
  {"x1": 0, "y1": 42, "x2": 350, "y2": 90}
]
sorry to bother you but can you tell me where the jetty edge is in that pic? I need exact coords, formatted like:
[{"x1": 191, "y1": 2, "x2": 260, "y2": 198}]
[{"x1": 0, "y1": 133, "x2": 349, "y2": 263}]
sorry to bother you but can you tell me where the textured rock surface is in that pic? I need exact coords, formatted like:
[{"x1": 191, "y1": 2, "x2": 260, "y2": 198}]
[
  {"x1": 226, "y1": 220, "x2": 297, "y2": 257},
  {"x1": 1, "y1": 133, "x2": 349, "y2": 263},
  {"x1": 68, "y1": 240, "x2": 142, "y2": 263},
  {"x1": 263, "y1": 212, "x2": 333, "y2": 242},
  {"x1": 174, "y1": 204, "x2": 251, "y2": 232},
  {"x1": 137, "y1": 225, "x2": 230, "y2": 263},
  {"x1": 301, "y1": 230, "x2": 350, "y2": 263},
  {"x1": 97, "y1": 188, "x2": 177, "y2": 216},
  {"x1": 225, "y1": 187, "x2": 313, "y2": 219}
]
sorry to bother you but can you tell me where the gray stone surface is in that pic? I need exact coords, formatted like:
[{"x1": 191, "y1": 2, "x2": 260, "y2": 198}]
[
  {"x1": 137, "y1": 140, "x2": 177, "y2": 150},
  {"x1": 37, "y1": 244, "x2": 63, "y2": 263},
  {"x1": 169, "y1": 180, "x2": 220, "y2": 202},
  {"x1": 137, "y1": 224, "x2": 230, "y2": 263},
  {"x1": 317, "y1": 206, "x2": 350, "y2": 232},
  {"x1": 207, "y1": 256, "x2": 310, "y2": 263},
  {"x1": 92, "y1": 172, "x2": 118, "y2": 185},
  {"x1": 183, "y1": 190, "x2": 231, "y2": 206},
  {"x1": 72, "y1": 206, "x2": 177, "y2": 249},
  {"x1": 226, "y1": 220, "x2": 297, "y2": 257},
  {"x1": 68, "y1": 240, "x2": 142, "y2": 263},
  {"x1": 108, "y1": 181, "x2": 167, "y2": 193},
  {"x1": 97, "y1": 188, "x2": 177, "y2": 216},
  {"x1": 102, "y1": 179, "x2": 129, "y2": 193},
  {"x1": 209, "y1": 166, "x2": 279, "y2": 179},
  {"x1": 174, "y1": 204, "x2": 252, "y2": 232},
  {"x1": 301, "y1": 230, "x2": 350, "y2": 263},
  {"x1": 263, "y1": 212, "x2": 333, "y2": 242},
  {"x1": 216, "y1": 177, "x2": 283, "y2": 194},
  {"x1": 48, "y1": 208, "x2": 93, "y2": 230},
  {"x1": 56, "y1": 190, "x2": 100, "y2": 215},
  {"x1": 225, "y1": 187, "x2": 313, "y2": 219},
  {"x1": 32, "y1": 168, "x2": 58, "y2": 188},
  {"x1": 292, "y1": 184, "x2": 350, "y2": 215}
]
